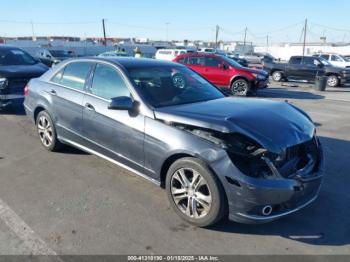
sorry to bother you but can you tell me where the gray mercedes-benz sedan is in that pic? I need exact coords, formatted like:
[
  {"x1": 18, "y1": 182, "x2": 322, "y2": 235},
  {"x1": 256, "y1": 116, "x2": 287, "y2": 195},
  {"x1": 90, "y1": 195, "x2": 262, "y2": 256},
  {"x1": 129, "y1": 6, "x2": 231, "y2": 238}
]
[{"x1": 24, "y1": 57, "x2": 324, "y2": 227}]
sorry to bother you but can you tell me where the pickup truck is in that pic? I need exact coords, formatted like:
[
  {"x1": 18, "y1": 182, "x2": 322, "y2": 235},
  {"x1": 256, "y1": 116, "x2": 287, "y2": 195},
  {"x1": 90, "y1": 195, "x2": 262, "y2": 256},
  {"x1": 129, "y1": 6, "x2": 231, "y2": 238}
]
[{"x1": 263, "y1": 55, "x2": 350, "y2": 87}]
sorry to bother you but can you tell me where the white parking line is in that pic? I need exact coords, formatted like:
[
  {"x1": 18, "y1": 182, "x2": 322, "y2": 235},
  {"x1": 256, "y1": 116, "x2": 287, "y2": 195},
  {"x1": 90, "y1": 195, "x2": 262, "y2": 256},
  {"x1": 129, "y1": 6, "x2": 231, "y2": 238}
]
[{"x1": 0, "y1": 197, "x2": 60, "y2": 257}]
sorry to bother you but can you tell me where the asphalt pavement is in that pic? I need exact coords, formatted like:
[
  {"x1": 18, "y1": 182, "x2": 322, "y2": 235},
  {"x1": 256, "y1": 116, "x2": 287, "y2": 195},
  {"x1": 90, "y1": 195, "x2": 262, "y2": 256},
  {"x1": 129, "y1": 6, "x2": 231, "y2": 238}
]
[{"x1": 0, "y1": 83, "x2": 349, "y2": 255}]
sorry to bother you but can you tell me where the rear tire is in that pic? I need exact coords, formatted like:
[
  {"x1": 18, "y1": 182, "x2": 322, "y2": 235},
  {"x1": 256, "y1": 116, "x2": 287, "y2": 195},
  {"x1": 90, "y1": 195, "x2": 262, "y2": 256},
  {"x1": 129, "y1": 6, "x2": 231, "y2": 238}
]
[
  {"x1": 327, "y1": 75, "x2": 339, "y2": 87},
  {"x1": 230, "y1": 79, "x2": 249, "y2": 96},
  {"x1": 272, "y1": 71, "x2": 283, "y2": 82},
  {"x1": 36, "y1": 110, "x2": 62, "y2": 152},
  {"x1": 166, "y1": 157, "x2": 226, "y2": 227}
]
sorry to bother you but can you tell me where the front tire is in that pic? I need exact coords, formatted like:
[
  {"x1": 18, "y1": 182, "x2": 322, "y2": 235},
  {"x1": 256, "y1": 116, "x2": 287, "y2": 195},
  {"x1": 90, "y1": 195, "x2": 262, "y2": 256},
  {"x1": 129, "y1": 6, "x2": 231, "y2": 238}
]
[
  {"x1": 36, "y1": 110, "x2": 62, "y2": 152},
  {"x1": 166, "y1": 157, "x2": 226, "y2": 227},
  {"x1": 230, "y1": 79, "x2": 249, "y2": 96},
  {"x1": 327, "y1": 75, "x2": 339, "y2": 87}
]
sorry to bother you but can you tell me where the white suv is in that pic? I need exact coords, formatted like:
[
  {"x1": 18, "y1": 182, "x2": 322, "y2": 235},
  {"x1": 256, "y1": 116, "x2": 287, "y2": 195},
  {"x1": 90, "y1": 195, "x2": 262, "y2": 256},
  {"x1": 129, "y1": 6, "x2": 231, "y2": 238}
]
[
  {"x1": 155, "y1": 49, "x2": 187, "y2": 61},
  {"x1": 315, "y1": 54, "x2": 350, "y2": 68}
]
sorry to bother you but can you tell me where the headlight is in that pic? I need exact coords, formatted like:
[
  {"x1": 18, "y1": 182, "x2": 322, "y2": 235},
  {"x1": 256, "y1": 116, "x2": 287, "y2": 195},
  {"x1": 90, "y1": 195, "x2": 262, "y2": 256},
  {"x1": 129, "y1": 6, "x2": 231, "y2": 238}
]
[
  {"x1": 225, "y1": 134, "x2": 270, "y2": 178},
  {"x1": 0, "y1": 78, "x2": 8, "y2": 89},
  {"x1": 252, "y1": 73, "x2": 265, "y2": 80}
]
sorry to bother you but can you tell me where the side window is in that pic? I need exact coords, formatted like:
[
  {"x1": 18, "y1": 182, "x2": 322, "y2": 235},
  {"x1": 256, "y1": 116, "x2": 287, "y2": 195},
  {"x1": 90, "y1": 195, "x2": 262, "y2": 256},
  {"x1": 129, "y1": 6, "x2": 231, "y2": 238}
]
[
  {"x1": 187, "y1": 56, "x2": 205, "y2": 66},
  {"x1": 60, "y1": 62, "x2": 92, "y2": 90},
  {"x1": 321, "y1": 54, "x2": 330, "y2": 60},
  {"x1": 176, "y1": 57, "x2": 187, "y2": 64},
  {"x1": 331, "y1": 55, "x2": 341, "y2": 62},
  {"x1": 91, "y1": 64, "x2": 130, "y2": 100},
  {"x1": 205, "y1": 57, "x2": 221, "y2": 67},
  {"x1": 51, "y1": 69, "x2": 64, "y2": 83},
  {"x1": 303, "y1": 57, "x2": 317, "y2": 66},
  {"x1": 289, "y1": 57, "x2": 302, "y2": 65}
]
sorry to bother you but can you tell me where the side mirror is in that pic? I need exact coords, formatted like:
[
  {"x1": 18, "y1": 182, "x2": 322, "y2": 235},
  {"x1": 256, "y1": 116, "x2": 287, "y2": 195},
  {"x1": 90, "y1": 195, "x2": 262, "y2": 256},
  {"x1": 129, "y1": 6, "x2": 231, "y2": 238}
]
[
  {"x1": 316, "y1": 63, "x2": 324, "y2": 68},
  {"x1": 108, "y1": 96, "x2": 137, "y2": 111},
  {"x1": 218, "y1": 63, "x2": 228, "y2": 70}
]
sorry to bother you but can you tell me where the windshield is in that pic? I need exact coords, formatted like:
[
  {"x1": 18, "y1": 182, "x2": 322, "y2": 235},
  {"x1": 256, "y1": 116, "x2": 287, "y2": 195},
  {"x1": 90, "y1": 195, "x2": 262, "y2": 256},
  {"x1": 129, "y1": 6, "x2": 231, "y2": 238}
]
[
  {"x1": 126, "y1": 65, "x2": 225, "y2": 107},
  {"x1": 219, "y1": 55, "x2": 242, "y2": 68},
  {"x1": 49, "y1": 50, "x2": 71, "y2": 57},
  {"x1": 0, "y1": 48, "x2": 37, "y2": 66},
  {"x1": 338, "y1": 55, "x2": 348, "y2": 62}
]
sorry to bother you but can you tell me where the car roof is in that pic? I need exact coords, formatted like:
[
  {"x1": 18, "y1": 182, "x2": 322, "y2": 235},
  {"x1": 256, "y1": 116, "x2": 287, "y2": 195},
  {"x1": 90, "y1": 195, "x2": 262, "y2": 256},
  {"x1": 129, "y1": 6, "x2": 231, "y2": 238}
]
[
  {"x1": 291, "y1": 56, "x2": 318, "y2": 58},
  {"x1": 175, "y1": 52, "x2": 221, "y2": 59},
  {"x1": 0, "y1": 45, "x2": 22, "y2": 51},
  {"x1": 76, "y1": 57, "x2": 181, "y2": 69}
]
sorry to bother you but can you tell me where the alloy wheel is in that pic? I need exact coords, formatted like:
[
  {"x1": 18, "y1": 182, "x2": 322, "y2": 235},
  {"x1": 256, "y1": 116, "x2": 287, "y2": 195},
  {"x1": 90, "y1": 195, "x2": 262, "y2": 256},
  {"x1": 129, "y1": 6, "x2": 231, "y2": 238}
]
[
  {"x1": 231, "y1": 80, "x2": 248, "y2": 96},
  {"x1": 327, "y1": 76, "x2": 338, "y2": 87},
  {"x1": 272, "y1": 71, "x2": 282, "y2": 82},
  {"x1": 170, "y1": 168, "x2": 212, "y2": 219},
  {"x1": 37, "y1": 115, "x2": 53, "y2": 147}
]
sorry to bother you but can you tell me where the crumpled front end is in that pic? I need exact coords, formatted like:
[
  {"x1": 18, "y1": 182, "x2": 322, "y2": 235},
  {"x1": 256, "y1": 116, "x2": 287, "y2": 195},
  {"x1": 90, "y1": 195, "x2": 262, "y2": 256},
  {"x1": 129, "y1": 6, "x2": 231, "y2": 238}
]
[{"x1": 210, "y1": 133, "x2": 324, "y2": 224}]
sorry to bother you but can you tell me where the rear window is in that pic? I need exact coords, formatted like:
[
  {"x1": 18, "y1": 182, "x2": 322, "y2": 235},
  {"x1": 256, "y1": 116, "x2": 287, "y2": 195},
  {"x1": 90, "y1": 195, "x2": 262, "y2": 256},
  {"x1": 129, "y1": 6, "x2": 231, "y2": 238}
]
[
  {"x1": 0, "y1": 48, "x2": 37, "y2": 66},
  {"x1": 158, "y1": 50, "x2": 172, "y2": 55}
]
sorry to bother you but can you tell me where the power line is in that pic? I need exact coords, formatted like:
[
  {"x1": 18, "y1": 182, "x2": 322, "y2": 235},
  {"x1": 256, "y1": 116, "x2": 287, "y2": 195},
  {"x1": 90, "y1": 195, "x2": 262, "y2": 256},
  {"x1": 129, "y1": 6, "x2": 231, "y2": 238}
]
[
  {"x1": 0, "y1": 19, "x2": 98, "y2": 25},
  {"x1": 311, "y1": 22, "x2": 350, "y2": 33}
]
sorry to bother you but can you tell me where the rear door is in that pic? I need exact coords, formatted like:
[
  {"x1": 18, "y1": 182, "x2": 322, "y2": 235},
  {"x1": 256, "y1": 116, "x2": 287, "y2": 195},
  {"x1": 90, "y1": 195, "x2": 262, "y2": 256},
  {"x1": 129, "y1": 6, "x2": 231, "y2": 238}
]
[
  {"x1": 49, "y1": 61, "x2": 93, "y2": 143},
  {"x1": 82, "y1": 62, "x2": 145, "y2": 173},
  {"x1": 184, "y1": 55, "x2": 206, "y2": 76}
]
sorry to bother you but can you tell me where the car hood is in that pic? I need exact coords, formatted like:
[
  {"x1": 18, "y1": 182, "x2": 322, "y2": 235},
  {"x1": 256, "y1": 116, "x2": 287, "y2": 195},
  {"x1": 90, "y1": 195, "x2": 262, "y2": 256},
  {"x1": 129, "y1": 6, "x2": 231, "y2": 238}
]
[
  {"x1": 154, "y1": 97, "x2": 315, "y2": 153},
  {"x1": 0, "y1": 63, "x2": 48, "y2": 78},
  {"x1": 242, "y1": 67, "x2": 268, "y2": 76},
  {"x1": 324, "y1": 64, "x2": 350, "y2": 72}
]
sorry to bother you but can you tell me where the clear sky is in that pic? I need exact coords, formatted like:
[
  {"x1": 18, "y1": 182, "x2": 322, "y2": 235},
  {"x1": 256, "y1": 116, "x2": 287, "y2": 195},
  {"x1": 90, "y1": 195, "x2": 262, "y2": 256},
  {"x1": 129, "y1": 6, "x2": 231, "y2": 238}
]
[{"x1": 1, "y1": 0, "x2": 349, "y2": 44}]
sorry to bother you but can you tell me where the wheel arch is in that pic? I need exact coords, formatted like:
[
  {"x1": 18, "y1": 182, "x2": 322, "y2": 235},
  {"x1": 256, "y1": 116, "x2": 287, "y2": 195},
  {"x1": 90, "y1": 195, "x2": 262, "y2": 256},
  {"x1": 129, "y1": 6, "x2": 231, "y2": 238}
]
[
  {"x1": 33, "y1": 105, "x2": 47, "y2": 123},
  {"x1": 160, "y1": 153, "x2": 194, "y2": 188},
  {"x1": 230, "y1": 75, "x2": 250, "y2": 87},
  {"x1": 270, "y1": 69, "x2": 284, "y2": 77},
  {"x1": 324, "y1": 72, "x2": 340, "y2": 77}
]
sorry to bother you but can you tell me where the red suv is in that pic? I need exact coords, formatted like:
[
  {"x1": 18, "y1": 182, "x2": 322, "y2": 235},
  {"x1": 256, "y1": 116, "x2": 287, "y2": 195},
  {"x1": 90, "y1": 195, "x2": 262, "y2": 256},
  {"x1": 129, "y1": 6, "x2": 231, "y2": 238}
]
[{"x1": 173, "y1": 53, "x2": 268, "y2": 96}]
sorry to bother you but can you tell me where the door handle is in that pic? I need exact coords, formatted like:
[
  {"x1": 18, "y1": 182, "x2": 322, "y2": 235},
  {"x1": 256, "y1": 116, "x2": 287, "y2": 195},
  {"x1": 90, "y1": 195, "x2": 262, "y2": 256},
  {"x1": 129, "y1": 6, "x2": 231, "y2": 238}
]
[
  {"x1": 50, "y1": 89, "x2": 57, "y2": 95},
  {"x1": 85, "y1": 103, "x2": 95, "y2": 111}
]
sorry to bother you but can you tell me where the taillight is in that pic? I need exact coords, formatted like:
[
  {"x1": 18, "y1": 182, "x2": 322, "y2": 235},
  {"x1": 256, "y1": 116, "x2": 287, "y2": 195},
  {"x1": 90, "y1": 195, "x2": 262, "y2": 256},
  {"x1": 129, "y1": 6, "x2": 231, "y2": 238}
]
[{"x1": 24, "y1": 84, "x2": 29, "y2": 96}]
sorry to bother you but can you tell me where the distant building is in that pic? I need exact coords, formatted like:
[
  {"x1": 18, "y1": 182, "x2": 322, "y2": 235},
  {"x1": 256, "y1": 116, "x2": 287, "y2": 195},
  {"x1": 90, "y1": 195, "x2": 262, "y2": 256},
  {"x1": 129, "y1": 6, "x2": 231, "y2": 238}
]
[
  {"x1": 220, "y1": 41, "x2": 254, "y2": 55},
  {"x1": 255, "y1": 42, "x2": 350, "y2": 61}
]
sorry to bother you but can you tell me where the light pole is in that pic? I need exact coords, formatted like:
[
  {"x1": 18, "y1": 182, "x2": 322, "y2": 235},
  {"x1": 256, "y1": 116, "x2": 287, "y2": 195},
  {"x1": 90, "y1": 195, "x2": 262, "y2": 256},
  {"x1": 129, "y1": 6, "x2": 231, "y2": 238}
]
[{"x1": 165, "y1": 22, "x2": 170, "y2": 42}]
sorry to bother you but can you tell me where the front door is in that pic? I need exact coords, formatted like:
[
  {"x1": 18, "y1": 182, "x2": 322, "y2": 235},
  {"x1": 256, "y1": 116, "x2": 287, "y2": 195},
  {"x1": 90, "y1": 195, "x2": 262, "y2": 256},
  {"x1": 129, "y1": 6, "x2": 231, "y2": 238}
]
[
  {"x1": 203, "y1": 56, "x2": 228, "y2": 86},
  {"x1": 82, "y1": 63, "x2": 145, "y2": 173},
  {"x1": 301, "y1": 57, "x2": 323, "y2": 81}
]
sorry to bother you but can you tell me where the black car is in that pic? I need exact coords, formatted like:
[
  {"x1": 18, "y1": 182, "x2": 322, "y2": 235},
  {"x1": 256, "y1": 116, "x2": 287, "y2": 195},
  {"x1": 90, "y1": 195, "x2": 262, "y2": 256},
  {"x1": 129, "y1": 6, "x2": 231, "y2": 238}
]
[
  {"x1": 24, "y1": 57, "x2": 323, "y2": 227},
  {"x1": 228, "y1": 56, "x2": 249, "y2": 67},
  {"x1": 49, "y1": 49, "x2": 76, "y2": 61},
  {"x1": 0, "y1": 45, "x2": 48, "y2": 108},
  {"x1": 264, "y1": 55, "x2": 350, "y2": 87}
]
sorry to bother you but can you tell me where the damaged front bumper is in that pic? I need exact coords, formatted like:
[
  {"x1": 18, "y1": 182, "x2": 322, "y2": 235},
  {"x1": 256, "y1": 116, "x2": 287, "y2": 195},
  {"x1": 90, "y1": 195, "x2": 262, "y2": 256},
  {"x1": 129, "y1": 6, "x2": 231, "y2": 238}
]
[
  {"x1": 211, "y1": 138, "x2": 324, "y2": 224},
  {"x1": 228, "y1": 172, "x2": 323, "y2": 224},
  {"x1": 0, "y1": 94, "x2": 24, "y2": 108}
]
